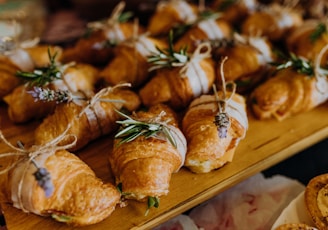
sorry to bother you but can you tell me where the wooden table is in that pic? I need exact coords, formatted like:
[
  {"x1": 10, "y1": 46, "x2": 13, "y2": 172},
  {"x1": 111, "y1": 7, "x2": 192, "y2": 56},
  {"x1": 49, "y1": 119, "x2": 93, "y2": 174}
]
[{"x1": 1, "y1": 102, "x2": 328, "y2": 230}]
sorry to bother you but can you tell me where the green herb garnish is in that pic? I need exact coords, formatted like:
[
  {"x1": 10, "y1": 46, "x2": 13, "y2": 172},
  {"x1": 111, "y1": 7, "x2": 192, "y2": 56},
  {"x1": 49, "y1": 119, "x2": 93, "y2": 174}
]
[
  {"x1": 51, "y1": 214, "x2": 71, "y2": 222},
  {"x1": 114, "y1": 110, "x2": 177, "y2": 148},
  {"x1": 273, "y1": 53, "x2": 314, "y2": 76},
  {"x1": 16, "y1": 48, "x2": 61, "y2": 86},
  {"x1": 310, "y1": 23, "x2": 327, "y2": 43},
  {"x1": 148, "y1": 30, "x2": 189, "y2": 71},
  {"x1": 145, "y1": 196, "x2": 160, "y2": 216}
]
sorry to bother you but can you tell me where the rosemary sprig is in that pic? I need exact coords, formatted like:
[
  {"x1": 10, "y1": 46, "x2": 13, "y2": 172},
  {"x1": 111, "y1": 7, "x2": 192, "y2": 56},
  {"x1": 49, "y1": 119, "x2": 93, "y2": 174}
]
[
  {"x1": 310, "y1": 23, "x2": 327, "y2": 43},
  {"x1": 273, "y1": 53, "x2": 314, "y2": 76},
  {"x1": 16, "y1": 48, "x2": 61, "y2": 86},
  {"x1": 147, "y1": 31, "x2": 189, "y2": 71},
  {"x1": 144, "y1": 196, "x2": 160, "y2": 216},
  {"x1": 216, "y1": 0, "x2": 238, "y2": 11},
  {"x1": 114, "y1": 110, "x2": 177, "y2": 148}
]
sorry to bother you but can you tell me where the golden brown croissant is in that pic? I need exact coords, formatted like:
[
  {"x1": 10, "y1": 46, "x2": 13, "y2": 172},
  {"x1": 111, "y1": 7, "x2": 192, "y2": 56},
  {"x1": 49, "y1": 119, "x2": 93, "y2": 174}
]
[
  {"x1": 147, "y1": 0, "x2": 199, "y2": 36},
  {"x1": 0, "y1": 39, "x2": 62, "y2": 99},
  {"x1": 215, "y1": 34, "x2": 275, "y2": 93},
  {"x1": 241, "y1": 3, "x2": 303, "y2": 41},
  {"x1": 250, "y1": 67, "x2": 328, "y2": 121},
  {"x1": 109, "y1": 104, "x2": 187, "y2": 203},
  {"x1": 139, "y1": 43, "x2": 216, "y2": 110},
  {"x1": 35, "y1": 86, "x2": 141, "y2": 151},
  {"x1": 100, "y1": 34, "x2": 168, "y2": 88},
  {"x1": 174, "y1": 17, "x2": 232, "y2": 52},
  {"x1": 61, "y1": 2, "x2": 144, "y2": 65},
  {"x1": 285, "y1": 20, "x2": 328, "y2": 64},
  {"x1": 182, "y1": 91, "x2": 248, "y2": 173},
  {"x1": 0, "y1": 140, "x2": 120, "y2": 226},
  {"x1": 4, "y1": 63, "x2": 100, "y2": 123}
]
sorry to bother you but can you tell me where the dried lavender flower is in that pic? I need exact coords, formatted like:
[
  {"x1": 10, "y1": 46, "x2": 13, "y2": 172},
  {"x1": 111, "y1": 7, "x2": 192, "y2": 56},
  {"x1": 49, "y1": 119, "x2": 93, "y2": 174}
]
[
  {"x1": 27, "y1": 87, "x2": 72, "y2": 104},
  {"x1": 33, "y1": 167, "x2": 54, "y2": 197},
  {"x1": 214, "y1": 112, "x2": 230, "y2": 138}
]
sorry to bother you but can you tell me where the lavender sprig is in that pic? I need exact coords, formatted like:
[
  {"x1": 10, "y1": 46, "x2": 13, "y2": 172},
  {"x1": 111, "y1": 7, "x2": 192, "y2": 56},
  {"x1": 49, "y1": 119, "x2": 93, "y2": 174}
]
[
  {"x1": 27, "y1": 87, "x2": 73, "y2": 104},
  {"x1": 33, "y1": 166, "x2": 54, "y2": 198}
]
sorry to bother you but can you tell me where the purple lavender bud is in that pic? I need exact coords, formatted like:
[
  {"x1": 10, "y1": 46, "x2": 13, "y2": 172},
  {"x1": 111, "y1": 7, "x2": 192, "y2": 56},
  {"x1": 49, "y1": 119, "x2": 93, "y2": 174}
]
[
  {"x1": 214, "y1": 112, "x2": 230, "y2": 139},
  {"x1": 33, "y1": 167, "x2": 54, "y2": 197}
]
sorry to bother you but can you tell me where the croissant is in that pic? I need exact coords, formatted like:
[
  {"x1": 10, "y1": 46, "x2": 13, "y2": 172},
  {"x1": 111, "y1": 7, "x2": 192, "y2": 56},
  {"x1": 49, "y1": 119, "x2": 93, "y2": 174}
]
[
  {"x1": 210, "y1": 0, "x2": 257, "y2": 25},
  {"x1": 0, "y1": 145, "x2": 120, "y2": 226},
  {"x1": 109, "y1": 104, "x2": 187, "y2": 202},
  {"x1": 241, "y1": 3, "x2": 303, "y2": 41},
  {"x1": 61, "y1": 1, "x2": 144, "y2": 66},
  {"x1": 182, "y1": 92, "x2": 248, "y2": 173},
  {"x1": 139, "y1": 43, "x2": 216, "y2": 110},
  {"x1": 215, "y1": 35, "x2": 275, "y2": 93},
  {"x1": 4, "y1": 63, "x2": 100, "y2": 123},
  {"x1": 285, "y1": 20, "x2": 328, "y2": 65},
  {"x1": 174, "y1": 18, "x2": 232, "y2": 53},
  {"x1": 35, "y1": 86, "x2": 141, "y2": 151},
  {"x1": 0, "y1": 43, "x2": 62, "y2": 99},
  {"x1": 250, "y1": 67, "x2": 328, "y2": 121},
  {"x1": 147, "y1": 0, "x2": 199, "y2": 36},
  {"x1": 100, "y1": 35, "x2": 168, "y2": 88}
]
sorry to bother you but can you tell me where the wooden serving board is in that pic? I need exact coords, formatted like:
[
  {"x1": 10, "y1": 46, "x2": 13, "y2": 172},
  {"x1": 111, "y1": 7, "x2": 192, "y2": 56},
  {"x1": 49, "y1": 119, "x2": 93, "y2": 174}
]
[{"x1": 1, "y1": 102, "x2": 328, "y2": 230}]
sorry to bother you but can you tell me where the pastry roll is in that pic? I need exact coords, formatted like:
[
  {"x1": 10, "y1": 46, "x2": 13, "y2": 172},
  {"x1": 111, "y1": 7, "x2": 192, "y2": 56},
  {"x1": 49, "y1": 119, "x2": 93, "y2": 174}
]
[
  {"x1": 215, "y1": 34, "x2": 275, "y2": 93},
  {"x1": 139, "y1": 43, "x2": 216, "y2": 110},
  {"x1": 182, "y1": 91, "x2": 248, "y2": 173},
  {"x1": 241, "y1": 3, "x2": 303, "y2": 41},
  {"x1": 285, "y1": 20, "x2": 328, "y2": 64},
  {"x1": 100, "y1": 34, "x2": 168, "y2": 88},
  {"x1": 61, "y1": 1, "x2": 143, "y2": 65},
  {"x1": 0, "y1": 36, "x2": 62, "y2": 99},
  {"x1": 174, "y1": 17, "x2": 232, "y2": 53},
  {"x1": 0, "y1": 138, "x2": 120, "y2": 226},
  {"x1": 147, "y1": 0, "x2": 199, "y2": 36},
  {"x1": 35, "y1": 86, "x2": 141, "y2": 152},
  {"x1": 109, "y1": 104, "x2": 187, "y2": 202},
  {"x1": 4, "y1": 63, "x2": 100, "y2": 123},
  {"x1": 250, "y1": 67, "x2": 328, "y2": 121}
]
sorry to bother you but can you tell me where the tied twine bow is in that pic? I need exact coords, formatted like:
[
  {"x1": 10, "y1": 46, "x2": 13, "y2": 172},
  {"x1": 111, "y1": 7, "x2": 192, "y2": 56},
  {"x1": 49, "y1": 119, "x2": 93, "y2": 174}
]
[
  {"x1": 0, "y1": 124, "x2": 77, "y2": 212},
  {"x1": 179, "y1": 42, "x2": 212, "y2": 76},
  {"x1": 213, "y1": 56, "x2": 236, "y2": 139}
]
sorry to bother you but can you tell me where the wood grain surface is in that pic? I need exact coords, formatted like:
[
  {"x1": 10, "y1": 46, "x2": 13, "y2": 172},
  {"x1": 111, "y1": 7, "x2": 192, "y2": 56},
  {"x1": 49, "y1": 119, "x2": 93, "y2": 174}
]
[{"x1": 1, "y1": 102, "x2": 328, "y2": 230}]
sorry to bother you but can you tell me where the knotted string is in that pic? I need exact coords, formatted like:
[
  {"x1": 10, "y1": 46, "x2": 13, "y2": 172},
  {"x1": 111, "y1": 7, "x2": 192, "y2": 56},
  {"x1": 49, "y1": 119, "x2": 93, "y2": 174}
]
[
  {"x1": 179, "y1": 42, "x2": 212, "y2": 76},
  {"x1": 0, "y1": 123, "x2": 77, "y2": 212},
  {"x1": 213, "y1": 56, "x2": 236, "y2": 138}
]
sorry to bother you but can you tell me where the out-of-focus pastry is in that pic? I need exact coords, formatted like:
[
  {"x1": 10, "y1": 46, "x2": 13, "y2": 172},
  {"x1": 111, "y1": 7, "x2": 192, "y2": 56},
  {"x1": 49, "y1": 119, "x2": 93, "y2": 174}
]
[
  {"x1": 285, "y1": 20, "x2": 328, "y2": 64},
  {"x1": 215, "y1": 33, "x2": 275, "y2": 93},
  {"x1": 140, "y1": 41, "x2": 216, "y2": 110},
  {"x1": 4, "y1": 51, "x2": 100, "y2": 123},
  {"x1": 35, "y1": 85, "x2": 141, "y2": 152},
  {"x1": 250, "y1": 48, "x2": 328, "y2": 121},
  {"x1": 0, "y1": 133, "x2": 120, "y2": 226},
  {"x1": 147, "y1": 0, "x2": 199, "y2": 36},
  {"x1": 61, "y1": 1, "x2": 144, "y2": 66},
  {"x1": 100, "y1": 33, "x2": 168, "y2": 88},
  {"x1": 109, "y1": 104, "x2": 186, "y2": 212},
  {"x1": 174, "y1": 14, "x2": 232, "y2": 53},
  {"x1": 241, "y1": 3, "x2": 303, "y2": 41}
]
